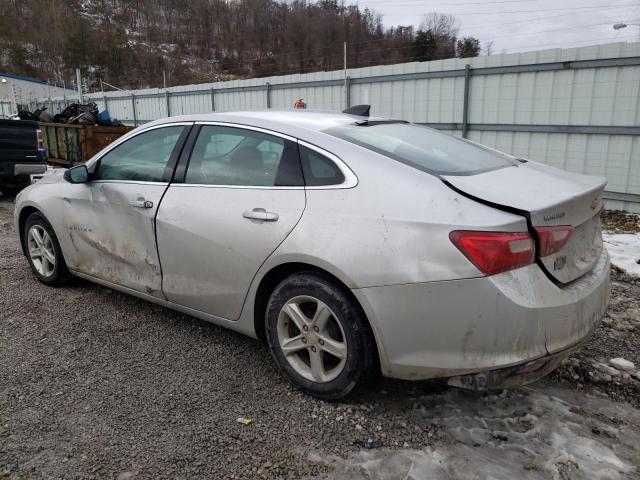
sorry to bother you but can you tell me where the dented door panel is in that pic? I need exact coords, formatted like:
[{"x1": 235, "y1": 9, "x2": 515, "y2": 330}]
[{"x1": 62, "y1": 181, "x2": 168, "y2": 297}]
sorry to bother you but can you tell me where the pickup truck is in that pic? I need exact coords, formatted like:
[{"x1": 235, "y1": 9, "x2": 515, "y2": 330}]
[{"x1": 0, "y1": 119, "x2": 47, "y2": 190}]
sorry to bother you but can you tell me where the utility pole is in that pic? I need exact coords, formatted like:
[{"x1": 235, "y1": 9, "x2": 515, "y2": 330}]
[
  {"x1": 10, "y1": 84, "x2": 17, "y2": 114},
  {"x1": 47, "y1": 80, "x2": 52, "y2": 111},
  {"x1": 343, "y1": 42, "x2": 347, "y2": 105},
  {"x1": 76, "y1": 68, "x2": 82, "y2": 103}
]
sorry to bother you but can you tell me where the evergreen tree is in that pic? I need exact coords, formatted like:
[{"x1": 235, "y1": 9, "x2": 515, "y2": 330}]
[{"x1": 456, "y1": 37, "x2": 481, "y2": 58}]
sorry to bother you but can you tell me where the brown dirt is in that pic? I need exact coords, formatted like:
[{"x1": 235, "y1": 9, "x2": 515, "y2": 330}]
[{"x1": 601, "y1": 210, "x2": 640, "y2": 233}]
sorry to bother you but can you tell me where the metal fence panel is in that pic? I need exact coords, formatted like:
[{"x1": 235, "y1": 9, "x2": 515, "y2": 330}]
[
  {"x1": 137, "y1": 95, "x2": 165, "y2": 122},
  {"x1": 28, "y1": 41, "x2": 640, "y2": 212},
  {"x1": 271, "y1": 84, "x2": 344, "y2": 110},
  {"x1": 468, "y1": 130, "x2": 640, "y2": 212}
]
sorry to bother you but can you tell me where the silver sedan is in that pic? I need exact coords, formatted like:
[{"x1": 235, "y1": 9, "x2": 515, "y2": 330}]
[{"x1": 14, "y1": 108, "x2": 610, "y2": 399}]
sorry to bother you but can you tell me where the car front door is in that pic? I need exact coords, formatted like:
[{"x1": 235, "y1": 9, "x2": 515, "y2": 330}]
[
  {"x1": 155, "y1": 123, "x2": 306, "y2": 320},
  {"x1": 60, "y1": 124, "x2": 191, "y2": 297}
]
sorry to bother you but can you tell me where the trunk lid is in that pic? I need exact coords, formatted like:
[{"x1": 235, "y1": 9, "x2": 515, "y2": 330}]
[{"x1": 442, "y1": 161, "x2": 606, "y2": 284}]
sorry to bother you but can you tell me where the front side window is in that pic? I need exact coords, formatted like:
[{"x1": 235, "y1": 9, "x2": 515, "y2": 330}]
[
  {"x1": 184, "y1": 126, "x2": 303, "y2": 186},
  {"x1": 93, "y1": 126, "x2": 185, "y2": 182},
  {"x1": 325, "y1": 123, "x2": 517, "y2": 176}
]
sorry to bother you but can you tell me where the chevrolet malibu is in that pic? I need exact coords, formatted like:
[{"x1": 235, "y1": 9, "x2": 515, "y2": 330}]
[{"x1": 14, "y1": 108, "x2": 610, "y2": 399}]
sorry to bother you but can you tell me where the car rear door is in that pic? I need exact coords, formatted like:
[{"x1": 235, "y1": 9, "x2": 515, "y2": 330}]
[
  {"x1": 61, "y1": 123, "x2": 192, "y2": 296},
  {"x1": 155, "y1": 123, "x2": 306, "y2": 320}
]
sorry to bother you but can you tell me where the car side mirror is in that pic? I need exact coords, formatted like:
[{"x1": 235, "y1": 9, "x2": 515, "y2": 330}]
[{"x1": 64, "y1": 165, "x2": 89, "y2": 184}]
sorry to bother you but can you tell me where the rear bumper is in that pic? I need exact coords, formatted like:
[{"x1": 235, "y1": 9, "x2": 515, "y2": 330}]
[
  {"x1": 447, "y1": 340, "x2": 584, "y2": 390},
  {"x1": 352, "y1": 249, "x2": 610, "y2": 381},
  {"x1": 14, "y1": 163, "x2": 47, "y2": 176}
]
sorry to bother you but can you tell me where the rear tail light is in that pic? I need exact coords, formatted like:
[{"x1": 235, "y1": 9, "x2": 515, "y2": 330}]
[
  {"x1": 535, "y1": 226, "x2": 573, "y2": 257},
  {"x1": 449, "y1": 230, "x2": 535, "y2": 276},
  {"x1": 36, "y1": 129, "x2": 44, "y2": 150}
]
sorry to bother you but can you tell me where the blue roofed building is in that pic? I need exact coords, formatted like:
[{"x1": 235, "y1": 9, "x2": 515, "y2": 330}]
[{"x1": 0, "y1": 72, "x2": 76, "y2": 116}]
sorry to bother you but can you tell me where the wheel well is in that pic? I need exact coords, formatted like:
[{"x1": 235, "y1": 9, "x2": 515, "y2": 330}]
[
  {"x1": 253, "y1": 263, "x2": 377, "y2": 350},
  {"x1": 17, "y1": 206, "x2": 39, "y2": 254}
]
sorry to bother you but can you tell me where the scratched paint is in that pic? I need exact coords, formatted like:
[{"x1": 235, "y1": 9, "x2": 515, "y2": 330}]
[{"x1": 61, "y1": 181, "x2": 168, "y2": 297}]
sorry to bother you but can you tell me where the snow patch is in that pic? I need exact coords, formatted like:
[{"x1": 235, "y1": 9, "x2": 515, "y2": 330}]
[
  {"x1": 609, "y1": 358, "x2": 635, "y2": 372},
  {"x1": 602, "y1": 233, "x2": 640, "y2": 276},
  {"x1": 309, "y1": 386, "x2": 639, "y2": 479}
]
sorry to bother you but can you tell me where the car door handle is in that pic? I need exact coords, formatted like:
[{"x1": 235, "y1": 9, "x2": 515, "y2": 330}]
[
  {"x1": 129, "y1": 199, "x2": 154, "y2": 209},
  {"x1": 242, "y1": 208, "x2": 279, "y2": 222}
]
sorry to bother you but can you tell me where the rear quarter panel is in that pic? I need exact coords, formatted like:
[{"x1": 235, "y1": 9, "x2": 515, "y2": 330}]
[{"x1": 269, "y1": 141, "x2": 530, "y2": 288}]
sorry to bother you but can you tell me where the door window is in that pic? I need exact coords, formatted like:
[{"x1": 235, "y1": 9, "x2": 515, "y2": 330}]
[
  {"x1": 184, "y1": 126, "x2": 303, "y2": 187},
  {"x1": 93, "y1": 126, "x2": 185, "y2": 182}
]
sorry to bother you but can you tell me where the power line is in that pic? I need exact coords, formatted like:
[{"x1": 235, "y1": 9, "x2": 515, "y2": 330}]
[
  {"x1": 361, "y1": 0, "x2": 543, "y2": 4},
  {"x1": 477, "y1": 22, "x2": 614, "y2": 42},
  {"x1": 124, "y1": 2, "x2": 639, "y2": 78},
  {"x1": 462, "y1": 6, "x2": 638, "y2": 31},
  {"x1": 217, "y1": 9, "x2": 637, "y2": 66},
  {"x1": 269, "y1": 34, "x2": 636, "y2": 76},
  {"x1": 380, "y1": 2, "x2": 639, "y2": 17},
  {"x1": 502, "y1": 33, "x2": 638, "y2": 52},
  {"x1": 239, "y1": 33, "x2": 638, "y2": 78}
]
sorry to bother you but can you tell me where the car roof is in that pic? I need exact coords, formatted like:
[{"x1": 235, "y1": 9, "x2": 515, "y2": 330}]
[{"x1": 145, "y1": 110, "x2": 392, "y2": 136}]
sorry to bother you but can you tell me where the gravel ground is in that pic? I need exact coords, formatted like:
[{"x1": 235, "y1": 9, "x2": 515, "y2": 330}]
[
  {"x1": 550, "y1": 267, "x2": 640, "y2": 407},
  {"x1": 1, "y1": 193, "x2": 639, "y2": 479},
  {"x1": 601, "y1": 210, "x2": 640, "y2": 234},
  {"x1": 0, "y1": 194, "x2": 444, "y2": 479},
  {"x1": 548, "y1": 210, "x2": 640, "y2": 407}
]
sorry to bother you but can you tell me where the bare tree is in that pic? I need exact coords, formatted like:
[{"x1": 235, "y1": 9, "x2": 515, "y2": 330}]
[
  {"x1": 418, "y1": 12, "x2": 459, "y2": 59},
  {"x1": 0, "y1": 1, "x2": 481, "y2": 90},
  {"x1": 419, "y1": 12, "x2": 460, "y2": 39},
  {"x1": 484, "y1": 40, "x2": 495, "y2": 56}
]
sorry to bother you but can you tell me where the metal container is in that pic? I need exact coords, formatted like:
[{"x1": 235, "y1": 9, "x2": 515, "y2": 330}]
[{"x1": 40, "y1": 123, "x2": 134, "y2": 166}]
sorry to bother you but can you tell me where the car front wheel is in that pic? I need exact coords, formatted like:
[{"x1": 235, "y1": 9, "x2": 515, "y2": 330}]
[
  {"x1": 23, "y1": 212, "x2": 70, "y2": 286},
  {"x1": 265, "y1": 272, "x2": 378, "y2": 400}
]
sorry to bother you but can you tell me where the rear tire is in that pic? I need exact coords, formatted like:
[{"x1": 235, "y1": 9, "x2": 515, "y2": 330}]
[
  {"x1": 265, "y1": 272, "x2": 378, "y2": 400},
  {"x1": 23, "y1": 212, "x2": 71, "y2": 286}
]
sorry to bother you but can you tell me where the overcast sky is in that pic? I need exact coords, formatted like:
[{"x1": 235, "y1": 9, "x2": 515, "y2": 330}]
[{"x1": 352, "y1": 0, "x2": 640, "y2": 54}]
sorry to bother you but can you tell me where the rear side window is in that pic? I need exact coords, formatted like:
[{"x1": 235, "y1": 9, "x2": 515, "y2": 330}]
[
  {"x1": 184, "y1": 126, "x2": 303, "y2": 187},
  {"x1": 299, "y1": 145, "x2": 345, "y2": 186},
  {"x1": 325, "y1": 123, "x2": 517, "y2": 176}
]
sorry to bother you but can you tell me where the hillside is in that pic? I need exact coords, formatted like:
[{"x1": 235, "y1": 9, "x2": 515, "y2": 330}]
[{"x1": 0, "y1": 0, "x2": 479, "y2": 91}]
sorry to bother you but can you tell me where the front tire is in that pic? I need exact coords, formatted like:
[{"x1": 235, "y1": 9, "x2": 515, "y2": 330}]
[
  {"x1": 265, "y1": 272, "x2": 378, "y2": 400},
  {"x1": 23, "y1": 212, "x2": 71, "y2": 286}
]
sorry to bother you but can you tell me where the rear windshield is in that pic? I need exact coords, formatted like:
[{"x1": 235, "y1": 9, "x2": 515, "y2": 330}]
[{"x1": 325, "y1": 123, "x2": 517, "y2": 175}]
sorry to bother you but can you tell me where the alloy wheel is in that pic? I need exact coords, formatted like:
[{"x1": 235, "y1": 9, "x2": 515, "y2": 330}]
[
  {"x1": 277, "y1": 295, "x2": 348, "y2": 383},
  {"x1": 27, "y1": 225, "x2": 56, "y2": 277}
]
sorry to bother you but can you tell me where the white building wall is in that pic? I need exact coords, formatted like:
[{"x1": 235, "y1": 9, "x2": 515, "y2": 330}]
[{"x1": 0, "y1": 73, "x2": 75, "y2": 111}]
